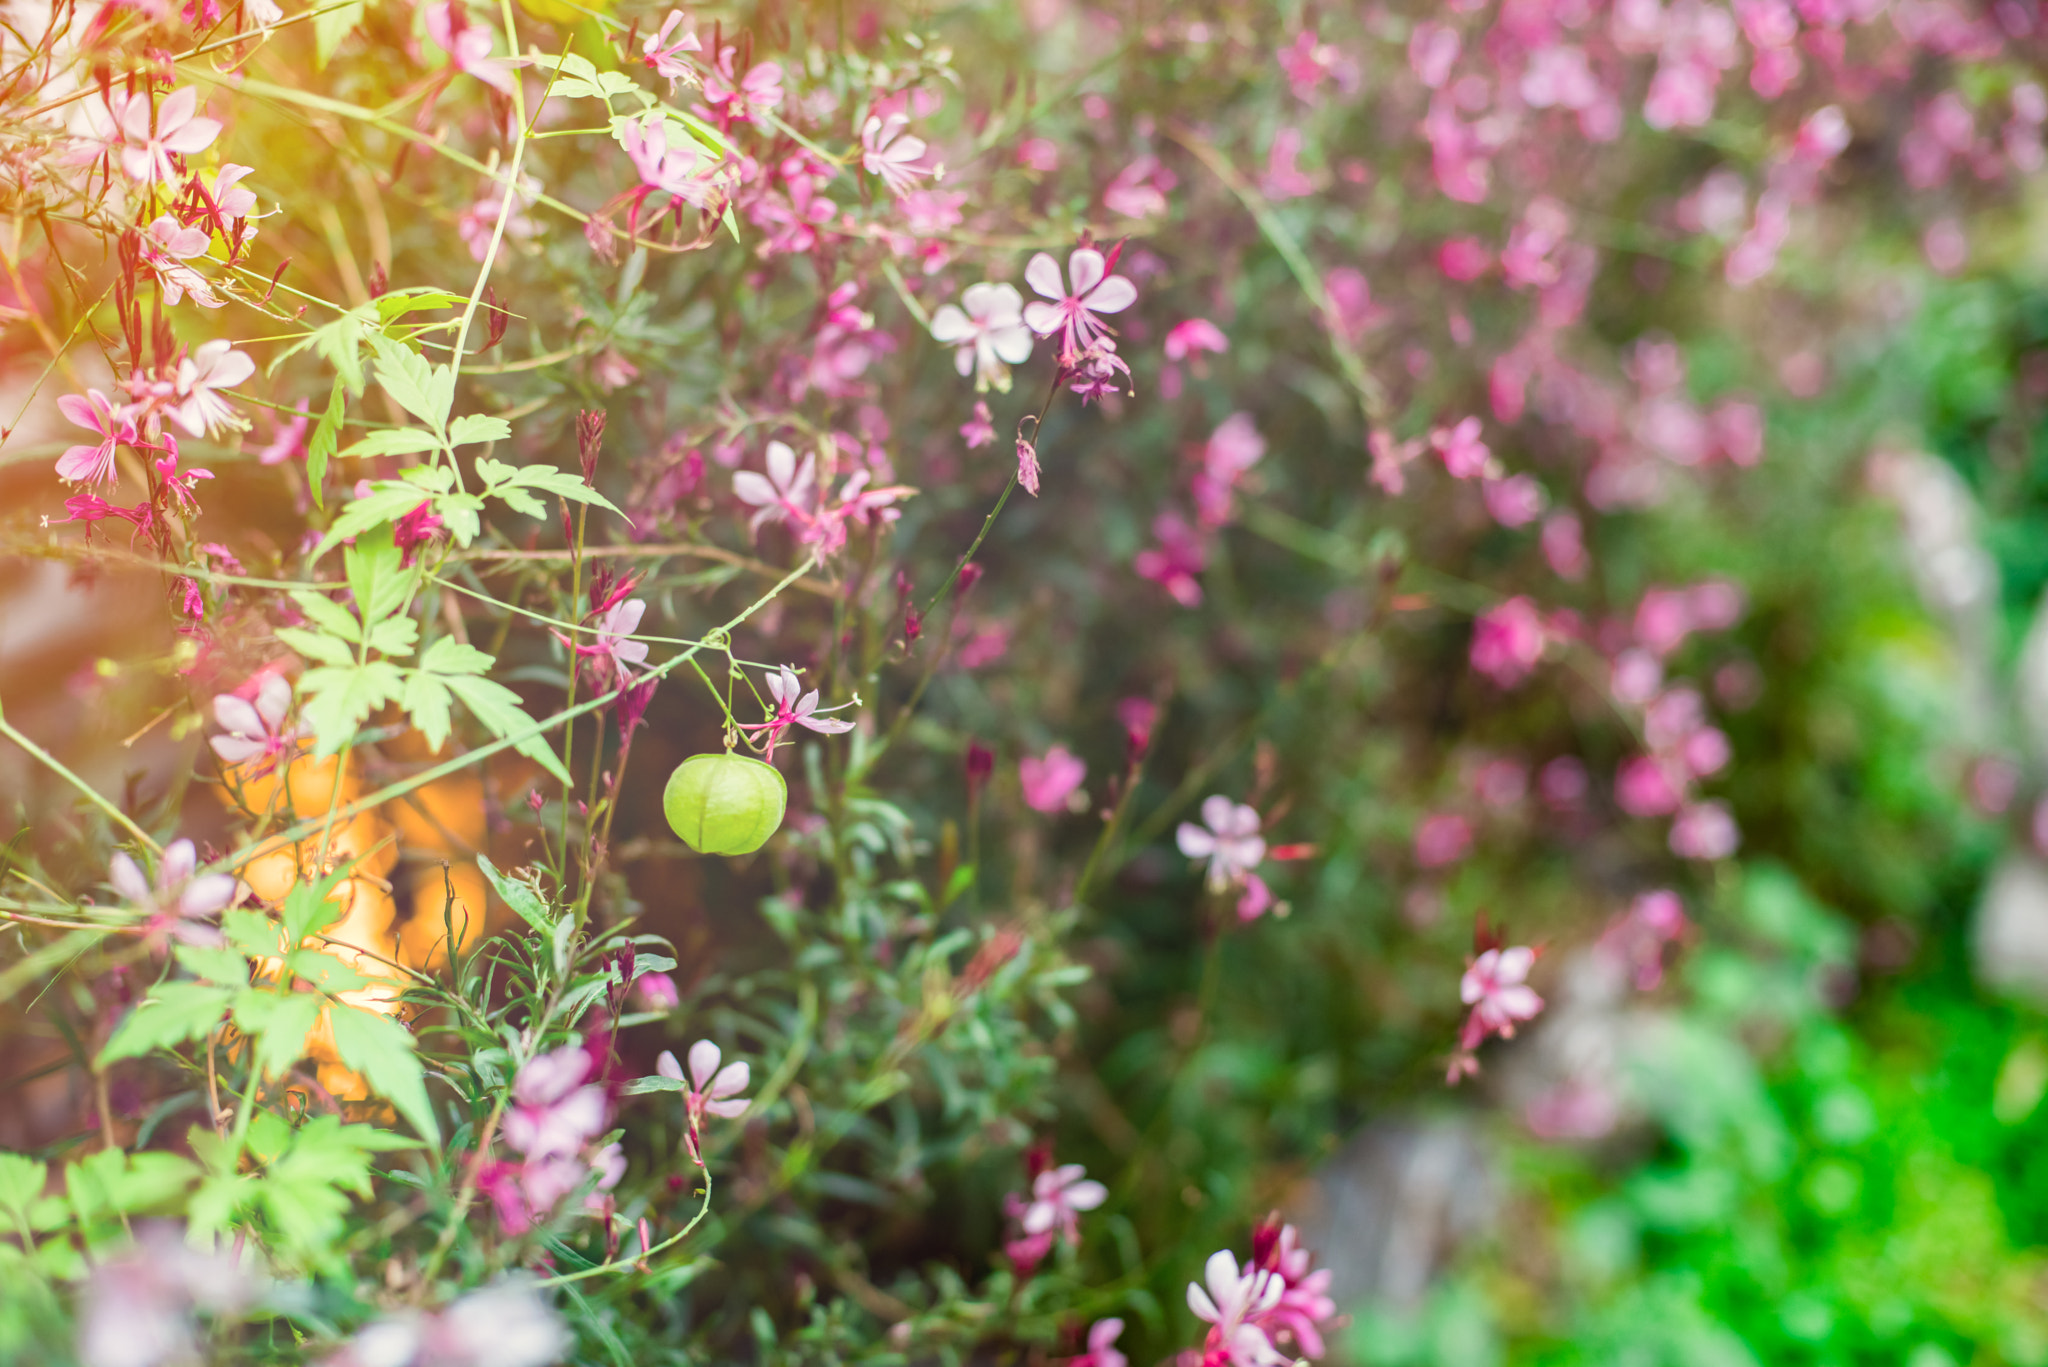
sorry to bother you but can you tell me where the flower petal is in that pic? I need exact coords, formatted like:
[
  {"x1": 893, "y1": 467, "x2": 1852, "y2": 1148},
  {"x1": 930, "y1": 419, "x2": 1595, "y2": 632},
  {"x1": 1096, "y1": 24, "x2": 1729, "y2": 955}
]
[
  {"x1": 1084, "y1": 274, "x2": 1137, "y2": 315},
  {"x1": 1067, "y1": 248, "x2": 1107, "y2": 296},
  {"x1": 109, "y1": 852, "x2": 151, "y2": 905},
  {"x1": 657, "y1": 1049, "x2": 684, "y2": 1081},
  {"x1": 1023, "y1": 252, "x2": 1066, "y2": 302},
  {"x1": 687, "y1": 1038, "x2": 722, "y2": 1090}
]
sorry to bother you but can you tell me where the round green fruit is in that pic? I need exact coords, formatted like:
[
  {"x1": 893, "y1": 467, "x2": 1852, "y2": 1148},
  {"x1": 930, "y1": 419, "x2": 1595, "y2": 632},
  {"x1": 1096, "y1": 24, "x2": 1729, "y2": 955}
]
[{"x1": 663, "y1": 753, "x2": 787, "y2": 856}]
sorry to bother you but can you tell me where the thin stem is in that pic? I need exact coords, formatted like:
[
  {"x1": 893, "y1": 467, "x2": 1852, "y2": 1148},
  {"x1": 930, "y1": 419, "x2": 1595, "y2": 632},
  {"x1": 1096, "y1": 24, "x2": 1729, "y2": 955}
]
[{"x1": 0, "y1": 703, "x2": 162, "y2": 856}]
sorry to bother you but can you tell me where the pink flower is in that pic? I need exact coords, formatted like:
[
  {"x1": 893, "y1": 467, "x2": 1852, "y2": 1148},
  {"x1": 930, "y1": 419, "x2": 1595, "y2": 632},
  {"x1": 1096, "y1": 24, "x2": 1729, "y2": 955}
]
[
  {"x1": 1015, "y1": 437, "x2": 1042, "y2": 495},
  {"x1": 1408, "y1": 22, "x2": 1461, "y2": 88},
  {"x1": 931, "y1": 283, "x2": 1033, "y2": 393},
  {"x1": 56, "y1": 390, "x2": 135, "y2": 485},
  {"x1": 1249, "y1": 1221, "x2": 1337, "y2": 1359},
  {"x1": 738, "y1": 664, "x2": 856, "y2": 760},
  {"x1": 960, "y1": 400, "x2": 996, "y2": 449},
  {"x1": 1177, "y1": 795, "x2": 1266, "y2": 890},
  {"x1": 1616, "y1": 755, "x2": 1686, "y2": 817},
  {"x1": 1599, "y1": 889, "x2": 1689, "y2": 990},
  {"x1": 1164, "y1": 318, "x2": 1229, "y2": 362},
  {"x1": 1459, "y1": 945, "x2": 1543, "y2": 1050},
  {"x1": 1187, "y1": 1250, "x2": 1287, "y2": 1367},
  {"x1": 1482, "y1": 473, "x2": 1546, "y2": 528},
  {"x1": 1469, "y1": 597, "x2": 1546, "y2": 687},
  {"x1": 1414, "y1": 813, "x2": 1472, "y2": 869},
  {"x1": 1020, "y1": 745, "x2": 1087, "y2": 813},
  {"x1": 210, "y1": 672, "x2": 298, "y2": 776},
  {"x1": 1438, "y1": 236, "x2": 1491, "y2": 281},
  {"x1": 1669, "y1": 800, "x2": 1739, "y2": 859},
  {"x1": 900, "y1": 188, "x2": 967, "y2": 236},
  {"x1": 110, "y1": 838, "x2": 240, "y2": 947},
  {"x1": 109, "y1": 86, "x2": 222, "y2": 185},
  {"x1": 1018, "y1": 1162, "x2": 1106, "y2": 1244},
  {"x1": 702, "y1": 47, "x2": 783, "y2": 122},
  {"x1": 1103, "y1": 155, "x2": 1177, "y2": 219},
  {"x1": 1542, "y1": 511, "x2": 1589, "y2": 579},
  {"x1": 393, "y1": 501, "x2": 446, "y2": 568},
  {"x1": 619, "y1": 114, "x2": 728, "y2": 211},
  {"x1": 1135, "y1": 511, "x2": 1208, "y2": 607},
  {"x1": 861, "y1": 114, "x2": 935, "y2": 196},
  {"x1": 733, "y1": 440, "x2": 817, "y2": 532},
  {"x1": 162, "y1": 340, "x2": 255, "y2": 438},
  {"x1": 1016, "y1": 137, "x2": 1059, "y2": 172},
  {"x1": 655, "y1": 1039, "x2": 751, "y2": 1129},
  {"x1": 642, "y1": 9, "x2": 701, "y2": 89},
  {"x1": 256, "y1": 400, "x2": 310, "y2": 466},
  {"x1": 1070, "y1": 1319, "x2": 1127, "y2": 1367},
  {"x1": 634, "y1": 971, "x2": 681, "y2": 1011},
  {"x1": 1431, "y1": 416, "x2": 1491, "y2": 479},
  {"x1": 574, "y1": 598, "x2": 650, "y2": 684},
  {"x1": 1022, "y1": 247, "x2": 1138, "y2": 362},
  {"x1": 1261, "y1": 126, "x2": 1315, "y2": 200},
  {"x1": 1279, "y1": 30, "x2": 1359, "y2": 102},
  {"x1": 1194, "y1": 413, "x2": 1266, "y2": 528},
  {"x1": 424, "y1": 3, "x2": 513, "y2": 94}
]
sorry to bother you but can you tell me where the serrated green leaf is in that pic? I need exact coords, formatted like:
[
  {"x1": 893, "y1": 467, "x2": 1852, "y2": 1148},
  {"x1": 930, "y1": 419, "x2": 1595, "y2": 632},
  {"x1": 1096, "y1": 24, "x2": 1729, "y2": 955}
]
[
  {"x1": 339, "y1": 428, "x2": 442, "y2": 459},
  {"x1": 0, "y1": 1154, "x2": 47, "y2": 1233},
  {"x1": 299, "y1": 661, "x2": 407, "y2": 754},
  {"x1": 174, "y1": 942, "x2": 251, "y2": 987},
  {"x1": 419, "y1": 636, "x2": 494, "y2": 676},
  {"x1": 222, "y1": 907, "x2": 286, "y2": 961},
  {"x1": 367, "y1": 333, "x2": 449, "y2": 432},
  {"x1": 446, "y1": 674, "x2": 571, "y2": 785},
  {"x1": 284, "y1": 946, "x2": 370, "y2": 994},
  {"x1": 402, "y1": 670, "x2": 454, "y2": 752},
  {"x1": 272, "y1": 627, "x2": 357, "y2": 668},
  {"x1": 366, "y1": 614, "x2": 419, "y2": 657},
  {"x1": 282, "y1": 868, "x2": 350, "y2": 942},
  {"x1": 327, "y1": 1005, "x2": 440, "y2": 1146},
  {"x1": 271, "y1": 309, "x2": 367, "y2": 395},
  {"x1": 307, "y1": 378, "x2": 345, "y2": 508},
  {"x1": 232, "y1": 989, "x2": 321, "y2": 1080},
  {"x1": 344, "y1": 524, "x2": 414, "y2": 625},
  {"x1": 314, "y1": 484, "x2": 434, "y2": 561},
  {"x1": 99, "y1": 982, "x2": 234, "y2": 1064},
  {"x1": 289, "y1": 591, "x2": 364, "y2": 642},
  {"x1": 476, "y1": 853, "x2": 554, "y2": 932},
  {"x1": 448, "y1": 413, "x2": 511, "y2": 447},
  {"x1": 312, "y1": 0, "x2": 364, "y2": 66}
]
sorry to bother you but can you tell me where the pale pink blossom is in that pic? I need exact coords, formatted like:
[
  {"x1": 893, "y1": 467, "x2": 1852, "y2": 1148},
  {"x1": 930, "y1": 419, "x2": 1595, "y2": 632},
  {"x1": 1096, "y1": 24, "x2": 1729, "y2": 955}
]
[
  {"x1": 619, "y1": 114, "x2": 727, "y2": 210},
  {"x1": 1459, "y1": 945, "x2": 1543, "y2": 1049},
  {"x1": 1165, "y1": 318, "x2": 1229, "y2": 362},
  {"x1": 1018, "y1": 1163, "x2": 1106, "y2": 1243},
  {"x1": 110, "y1": 838, "x2": 240, "y2": 947},
  {"x1": 733, "y1": 440, "x2": 817, "y2": 532},
  {"x1": 656, "y1": 1039, "x2": 751, "y2": 1128},
  {"x1": 931, "y1": 283, "x2": 1033, "y2": 393},
  {"x1": 861, "y1": 114, "x2": 935, "y2": 196},
  {"x1": 1483, "y1": 473, "x2": 1546, "y2": 528},
  {"x1": 99, "y1": 86, "x2": 221, "y2": 185},
  {"x1": 1542, "y1": 511, "x2": 1589, "y2": 579},
  {"x1": 210, "y1": 673, "x2": 298, "y2": 776},
  {"x1": 738, "y1": 664, "x2": 856, "y2": 760},
  {"x1": 1187, "y1": 1250, "x2": 1287, "y2": 1367},
  {"x1": 1616, "y1": 755, "x2": 1686, "y2": 817},
  {"x1": 1102, "y1": 155, "x2": 1177, "y2": 219},
  {"x1": 960, "y1": 400, "x2": 996, "y2": 449},
  {"x1": 142, "y1": 214, "x2": 225, "y2": 309},
  {"x1": 1020, "y1": 745, "x2": 1087, "y2": 813},
  {"x1": 424, "y1": 3, "x2": 513, "y2": 93},
  {"x1": 1177, "y1": 795, "x2": 1266, "y2": 890},
  {"x1": 163, "y1": 340, "x2": 255, "y2": 438},
  {"x1": 56, "y1": 390, "x2": 135, "y2": 486},
  {"x1": 702, "y1": 47, "x2": 783, "y2": 122},
  {"x1": 1669, "y1": 800, "x2": 1739, "y2": 859},
  {"x1": 1279, "y1": 30, "x2": 1359, "y2": 102},
  {"x1": 1022, "y1": 247, "x2": 1138, "y2": 361},
  {"x1": 1408, "y1": 22, "x2": 1461, "y2": 88},
  {"x1": 1194, "y1": 413, "x2": 1265, "y2": 527},
  {"x1": 1070, "y1": 1319, "x2": 1127, "y2": 1367},
  {"x1": 1134, "y1": 511, "x2": 1207, "y2": 607},
  {"x1": 1414, "y1": 813, "x2": 1473, "y2": 868},
  {"x1": 1261, "y1": 126, "x2": 1315, "y2": 200},
  {"x1": 1249, "y1": 1222, "x2": 1337, "y2": 1359},
  {"x1": 1431, "y1": 416, "x2": 1491, "y2": 479}
]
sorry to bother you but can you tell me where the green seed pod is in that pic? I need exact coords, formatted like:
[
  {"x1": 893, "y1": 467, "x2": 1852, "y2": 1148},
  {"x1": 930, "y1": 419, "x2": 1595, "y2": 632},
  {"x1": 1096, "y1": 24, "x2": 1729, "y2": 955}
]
[{"x1": 663, "y1": 753, "x2": 787, "y2": 856}]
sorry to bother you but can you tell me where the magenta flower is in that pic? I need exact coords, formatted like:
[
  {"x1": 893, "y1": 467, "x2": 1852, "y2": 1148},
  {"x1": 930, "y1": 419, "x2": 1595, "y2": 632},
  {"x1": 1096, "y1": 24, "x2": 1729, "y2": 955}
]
[
  {"x1": 861, "y1": 114, "x2": 935, "y2": 196},
  {"x1": 959, "y1": 400, "x2": 996, "y2": 450},
  {"x1": 1430, "y1": 416, "x2": 1491, "y2": 480},
  {"x1": 1019, "y1": 745, "x2": 1086, "y2": 813},
  {"x1": 1164, "y1": 318, "x2": 1229, "y2": 362},
  {"x1": 737, "y1": 664, "x2": 856, "y2": 761},
  {"x1": 424, "y1": 2, "x2": 513, "y2": 94},
  {"x1": 1193, "y1": 413, "x2": 1266, "y2": 528},
  {"x1": 1470, "y1": 597, "x2": 1548, "y2": 689},
  {"x1": 487, "y1": 1043, "x2": 616, "y2": 1234},
  {"x1": 656, "y1": 1039, "x2": 751, "y2": 1130},
  {"x1": 1482, "y1": 473, "x2": 1547, "y2": 528},
  {"x1": 642, "y1": 9, "x2": 701, "y2": 89},
  {"x1": 55, "y1": 390, "x2": 136, "y2": 486},
  {"x1": 1187, "y1": 1250, "x2": 1287, "y2": 1367},
  {"x1": 930, "y1": 283, "x2": 1033, "y2": 393},
  {"x1": 110, "y1": 838, "x2": 240, "y2": 947},
  {"x1": 164, "y1": 340, "x2": 255, "y2": 438},
  {"x1": 209, "y1": 672, "x2": 298, "y2": 777},
  {"x1": 733, "y1": 440, "x2": 817, "y2": 532},
  {"x1": 393, "y1": 501, "x2": 446, "y2": 568},
  {"x1": 1177, "y1": 796, "x2": 1266, "y2": 891},
  {"x1": 702, "y1": 47, "x2": 783, "y2": 122},
  {"x1": 1070, "y1": 1319, "x2": 1127, "y2": 1367},
  {"x1": 1249, "y1": 1222, "x2": 1338, "y2": 1360},
  {"x1": 1459, "y1": 946, "x2": 1543, "y2": 1050},
  {"x1": 1021, "y1": 247, "x2": 1137, "y2": 362},
  {"x1": 1019, "y1": 1162, "x2": 1106, "y2": 1244},
  {"x1": 633, "y1": 971, "x2": 680, "y2": 1010},
  {"x1": 1414, "y1": 812, "x2": 1473, "y2": 869},
  {"x1": 1134, "y1": 511, "x2": 1208, "y2": 608},
  {"x1": 619, "y1": 114, "x2": 727, "y2": 211}
]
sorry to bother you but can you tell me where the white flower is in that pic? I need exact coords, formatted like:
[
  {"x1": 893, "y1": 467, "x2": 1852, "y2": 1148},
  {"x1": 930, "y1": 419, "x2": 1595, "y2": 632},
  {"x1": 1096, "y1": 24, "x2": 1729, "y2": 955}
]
[
  {"x1": 209, "y1": 673, "x2": 297, "y2": 775},
  {"x1": 1020, "y1": 247, "x2": 1138, "y2": 358},
  {"x1": 1176, "y1": 795, "x2": 1267, "y2": 891},
  {"x1": 861, "y1": 113, "x2": 934, "y2": 195},
  {"x1": 164, "y1": 341, "x2": 255, "y2": 437},
  {"x1": 733, "y1": 440, "x2": 817, "y2": 532},
  {"x1": 930, "y1": 283, "x2": 1033, "y2": 393},
  {"x1": 1020, "y1": 1163, "x2": 1107, "y2": 1243},
  {"x1": 658, "y1": 1039, "x2": 751, "y2": 1125},
  {"x1": 110, "y1": 839, "x2": 240, "y2": 947},
  {"x1": 1187, "y1": 1249, "x2": 1287, "y2": 1367}
]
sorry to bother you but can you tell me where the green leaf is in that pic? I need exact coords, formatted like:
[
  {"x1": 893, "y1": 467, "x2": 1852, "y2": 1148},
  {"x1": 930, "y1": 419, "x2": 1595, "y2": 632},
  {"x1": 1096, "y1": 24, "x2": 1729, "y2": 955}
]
[
  {"x1": 222, "y1": 907, "x2": 287, "y2": 961},
  {"x1": 448, "y1": 413, "x2": 511, "y2": 447},
  {"x1": 365, "y1": 614, "x2": 419, "y2": 657},
  {"x1": 272, "y1": 626, "x2": 357, "y2": 668},
  {"x1": 327, "y1": 1005, "x2": 441, "y2": 1146},
  {"x1": 339, "y1": 428, "x2": 442, "y2": 459},
  {"x1": 271, "y1": 307, "x2": 368, "y2": 394},
  {"x1": 299, "y1": 661, "x2": 406, "y2": 754},
  {"x1": 475, "y1": 458, "x2": 626, "y2": 518},
  {"x1": 312, "y1": 0, "x2": 364, "y2": 66},
  {"x1": 314, "y1": 484, "x2": 434, "y2": 561},
  {"x1": 174, "y1": 942, "x2": 251, "y2": 987},
  {"x1": 622, "y1": 1074, "x2": 685, "y2": 1095},
  {"x1": 283, "y1": 869, "x2": 350, "y2": 942},
  {"x1": 284, "y1": 947, "x2": 371, "y2": 995},
  {"x1": 0, "y1": 1154, "x2": 47, "y2": 1230},
  {"x1": 232, "y1": 989, "x2": 322, "y2": 1080},
  {"x1": 401, "y1": 670, "x2": 454, "y2": 752},
  {"x1": 375, "y1": 287, "x2": 467, "y2": 322},
  {"x1": 367, "y1": 333, "x2": 450, "y2": 432},
  {"x1": 477, "y1": 853, "x2": 554, "y2": 932},
  {"x1": 344, "y1": 524, "x2": 415, "y2": 625},
  {"x1": 420, "y1": 636, "x2": 494, "y2": 676},
  {"x1": 446, "y1": 674, "x2": 572, "y2": 785},
  {"x1": 289, "y1": 590, "x2": 364, "y2": 643},
  {"x1": 99, "y1": 982, "x2": 234, "y2": 1064},
  {"x1": 307, "y1": 378, "x2": 346, "y2": 508}
]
